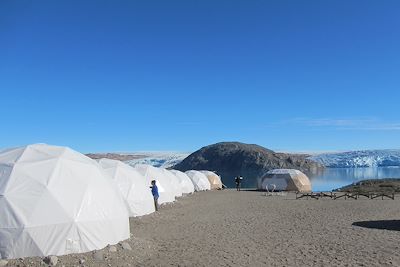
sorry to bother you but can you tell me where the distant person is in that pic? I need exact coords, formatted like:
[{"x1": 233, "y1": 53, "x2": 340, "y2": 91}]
[
  {"x1": 235, "y1": 176, "x2": 243, "y2": 191},
  {"x1": 150, "y1": 180, "x2": 159, "y2": 211}
]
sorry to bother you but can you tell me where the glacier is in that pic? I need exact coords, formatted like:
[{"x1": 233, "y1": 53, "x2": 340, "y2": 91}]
[
  {"x1": 124, "y1": 152, "x2": 189, "y2": 168},
  {"x1": 310, "y1": 149, "x2": 400, "y2": 168},
  {"x1": 87, "y1": 149, "x2": 400, "y2": 169}
]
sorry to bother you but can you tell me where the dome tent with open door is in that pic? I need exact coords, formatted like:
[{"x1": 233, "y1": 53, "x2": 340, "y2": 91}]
[
  {"x1": 185, "y1": 170, "x2": 211, "y2": 191},
  {"x1": 98, "y1": 159, "x2": 155, "y2": 217},
  {"x1": 257, "y1": 169, "x2": 312, "y2": 192},
  {"x1": 170, "y1": 170, "x2": 195, "y2": 194},
  {"x1": 0, "y1": 144, "x2": 130, "y2": 259},
  {"x1": 200, "y1": 171, "x2": 223, "y2": 190},
  {"x1": 134, "y1": 164, "x2": 176, "y2": 204}
]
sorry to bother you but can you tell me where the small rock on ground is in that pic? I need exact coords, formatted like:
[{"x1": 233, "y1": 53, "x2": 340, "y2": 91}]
[
  {"x1": 44, "y1": 256, "x2": 58, "y2": 266},
  {"x1": 121, "y1": 242, "x2": 132, "y2": 251},
  {"x1": 109, "y1": 246, "x2": 117, "y2": 253}
]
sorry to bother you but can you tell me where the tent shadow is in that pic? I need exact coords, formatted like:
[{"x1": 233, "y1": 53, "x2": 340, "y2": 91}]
[{"x1": 352, "y1": 220, "x2": 400, "y2": 231}]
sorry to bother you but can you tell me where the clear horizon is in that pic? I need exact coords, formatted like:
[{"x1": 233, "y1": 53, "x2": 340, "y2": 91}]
[
  {"x1": 1, "y1": 142, "x2": 400, "y2": 155},
  {"x1": 1, "y1": 1, "x2": 399, "y2": 153}
]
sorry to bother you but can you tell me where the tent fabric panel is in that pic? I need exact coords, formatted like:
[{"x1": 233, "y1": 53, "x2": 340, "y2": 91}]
[
  {"x1": 18, "y1": 145, "x2": 65, "y2": 164},
  {"x1": 23, "y1": 223, "x2": 74, "y2": 257},
  {"x1": 47, "y1": 159, "x2": 92, "y2": 218},
  {"x1": 99, "y1": 159, "x2": 155, "y2": 217},
  {"x1": 0, "y1": 147, "x2": 26, "y2": 165},
  {"x1": 161, "y1": 169, "x2": 183, "y2": 197},
  {"x1": 200, "y1": 171, "x2": 223, "y2": 190},
  {"x1": 0, "y1": 197, "x2": 24, "y2": 228},
  {"x1": 0, "y1": 228, "x2": 42, "y2": 258},
  {"x1": 185, "y1": 171, "x2": 211, "y2": 191},
  {"x1": 0, "y1": 164, "x2": 13, "y2": 195},
  {"x1": 4, "y1": 179, "x2": 47, "y2": 226},
  {"x1": 62, "y1": 147, "x2": 98, "y2": 166},
  {"x1": 14, "y1": 159, "x2": 59, "y2": 187},
  {"x1": 24, "y1": 190, "x2": 73, "y2": 227},
  {"x1": 75, "y1": 176, "x2": 128, "y2": 222},
  {"x1": 75, "y1": 218, "x2": 130, "y2": 252},
  {"x1": 135, "y1": 164, "x2": 176, "y2": 204},
  {"x1": 170, "y1": 170, "x2": 195, "y2": 194}
]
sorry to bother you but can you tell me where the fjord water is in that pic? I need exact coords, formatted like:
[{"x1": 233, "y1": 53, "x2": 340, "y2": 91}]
[{"x1": 309, "y1": 167, "x2": 400, "y2": 192}]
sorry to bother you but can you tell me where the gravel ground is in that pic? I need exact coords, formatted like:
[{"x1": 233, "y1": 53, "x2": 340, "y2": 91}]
[{"x1": 4, "y1": 189, "x2": 400, "y2": 266}]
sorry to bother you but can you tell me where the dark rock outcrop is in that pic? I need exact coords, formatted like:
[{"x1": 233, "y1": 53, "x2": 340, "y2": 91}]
[
  {"x1": 335, "y1": 178, "x2": 400, "y2": 193},
  {"x1": 174, "y1": 142, "x2": 323, "y2": 188}
]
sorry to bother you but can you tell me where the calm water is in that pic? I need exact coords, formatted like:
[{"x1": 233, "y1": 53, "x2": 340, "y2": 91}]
[{"x1": 309, "y1": 167, "x2": 400, "y2": 192}]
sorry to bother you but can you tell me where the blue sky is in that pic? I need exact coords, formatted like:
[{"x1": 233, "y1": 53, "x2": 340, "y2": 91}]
[{"x1": 1, "y1": 0, "x2": 399, "y2": 153}]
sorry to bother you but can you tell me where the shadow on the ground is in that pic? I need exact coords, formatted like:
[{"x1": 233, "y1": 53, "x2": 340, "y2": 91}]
[
  {"x1": 352, "y1": 220, "x2": 400, "y2": 231},
  {"x1": 240, "y1": 189, "x2": 260, "y2": 192},
  {"x1": 240, "y1": 189, "x2": 285, "y2": 192}
]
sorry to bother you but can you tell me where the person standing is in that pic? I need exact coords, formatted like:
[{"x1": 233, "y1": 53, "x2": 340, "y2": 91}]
[
  {"x1": 150, "y1": 180, "x2": 159, "y2": 211},
  {"x1": 235, "y1": 176, "x2": 243, "y2": 191}
]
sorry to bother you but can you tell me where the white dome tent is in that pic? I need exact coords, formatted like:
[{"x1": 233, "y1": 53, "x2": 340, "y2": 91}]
[
  {"x1": 161, "y1": 169, "x2": 183, "y2": 198},
  {"x1": 134, "y1": 164, "x2": 176, "y2": 204},
  {"x1": 200, "y1": 171, "x2": 223, "y2": 190},
  {"x1": 185, "y1": 170, "x2": 211, "y2": 191},
  {"x1": 169, "y1": 170, "x2": 195, "y2": 194},
  {"x1": 257, "y1": 169, "x2": 312, "y2": 193},
  {"x1": 0, "y1": 144, "x2": 130, "y2": 259},
  {"x1": 98, "y1": 159, "x2": 155, "y2": 217}
]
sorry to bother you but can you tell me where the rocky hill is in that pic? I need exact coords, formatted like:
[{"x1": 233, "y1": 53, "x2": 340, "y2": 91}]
[{"x1": 174, "y1": 142, "x2": 323, "y2": 188}]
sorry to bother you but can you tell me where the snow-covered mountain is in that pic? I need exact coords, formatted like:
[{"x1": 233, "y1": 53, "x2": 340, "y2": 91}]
[
  {"x1": 124, "y1": 152, "x2": 189, "y2": 168},
  {"x1": 310, "y1": 150, "x2": 400, "y2": 168}
]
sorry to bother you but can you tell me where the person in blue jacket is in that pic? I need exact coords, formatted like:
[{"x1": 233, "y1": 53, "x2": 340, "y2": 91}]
[{"x1": 150, "y1": 180, "x2": 159, "y2": 211}]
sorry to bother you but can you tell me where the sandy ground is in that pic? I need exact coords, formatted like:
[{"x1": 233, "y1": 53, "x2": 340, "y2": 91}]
[{"x1": 5, "y1": 190, "x2": 400, "y2": 267}]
